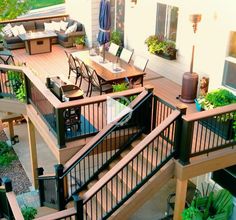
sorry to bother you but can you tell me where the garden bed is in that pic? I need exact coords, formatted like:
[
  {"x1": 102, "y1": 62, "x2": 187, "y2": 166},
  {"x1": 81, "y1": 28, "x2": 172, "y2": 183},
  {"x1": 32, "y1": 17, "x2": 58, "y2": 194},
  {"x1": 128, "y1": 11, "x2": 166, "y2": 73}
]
[{"x1": 0, "y1": 150, "x2": 31, "y2": 195}]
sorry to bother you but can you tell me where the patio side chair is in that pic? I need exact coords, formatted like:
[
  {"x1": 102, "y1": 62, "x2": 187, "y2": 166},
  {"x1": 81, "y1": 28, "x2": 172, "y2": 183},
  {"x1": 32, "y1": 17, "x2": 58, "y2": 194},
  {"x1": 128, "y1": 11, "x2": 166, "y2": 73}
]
[
  {"x1": 86, "y1": 65, "x2": 113, "y2": 97},
  {"x1": 79, "y1": 61, "x2": 91, "y2": 96},
  {"x1": 119, "y1": 47, "x2": 134, "y2": 63},
  {"x1": 130, "y1": 56, "x2": 149, "y2": 87},
  {"x1": 64, "y1": 51, "x2": 82, "y2": 87},
  {"x1": 108, "y1": 42, "x2": 120, "y2": 56}
]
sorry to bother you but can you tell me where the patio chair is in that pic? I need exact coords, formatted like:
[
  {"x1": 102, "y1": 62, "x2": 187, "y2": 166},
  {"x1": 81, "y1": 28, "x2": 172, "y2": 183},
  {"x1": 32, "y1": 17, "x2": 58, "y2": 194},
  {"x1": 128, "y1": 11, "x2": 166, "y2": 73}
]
[
  {"x1": 130, "y1": 56, "x2": 149, "y2": 87},
  {"x1": 86, "y1": 65, "x2": 113, "y2": 97},
  {"x1": 119, "y1": 47, "x2": 133, "y2": 63},
  {"x1": 79, "y1": 60, "x2": 91, "y2": 97},
  {"x1": 108, "y1": 42, "x2": 120, "y2": 56},
  {"x1": 64, "y1": 51, "x2": 82, "y2": 87}
]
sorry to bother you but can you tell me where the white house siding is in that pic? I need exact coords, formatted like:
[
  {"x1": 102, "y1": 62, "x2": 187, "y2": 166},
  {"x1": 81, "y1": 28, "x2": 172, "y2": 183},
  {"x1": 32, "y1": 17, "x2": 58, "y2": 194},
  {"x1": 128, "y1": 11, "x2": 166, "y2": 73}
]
[
  {"x1": 124, "y1": 0, "x2": 236, "y2": 91},
  {"x1": 66, "y1": 0, "x2": 236, "y2": 91}
]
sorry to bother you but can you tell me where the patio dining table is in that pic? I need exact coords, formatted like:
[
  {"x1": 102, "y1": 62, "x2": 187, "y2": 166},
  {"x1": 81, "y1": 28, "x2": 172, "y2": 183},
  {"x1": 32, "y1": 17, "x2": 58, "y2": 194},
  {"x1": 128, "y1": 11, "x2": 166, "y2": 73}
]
[{"x1": 71, "y1": 50, "x2": 145, "y2": 85}]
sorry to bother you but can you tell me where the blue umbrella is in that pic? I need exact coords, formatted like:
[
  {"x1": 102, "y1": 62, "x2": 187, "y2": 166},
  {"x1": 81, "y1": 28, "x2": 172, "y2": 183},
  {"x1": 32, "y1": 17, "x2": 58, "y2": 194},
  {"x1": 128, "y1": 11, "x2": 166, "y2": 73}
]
[{"x1": 97, "y1": 0, "x2": 111, "y2": 62}]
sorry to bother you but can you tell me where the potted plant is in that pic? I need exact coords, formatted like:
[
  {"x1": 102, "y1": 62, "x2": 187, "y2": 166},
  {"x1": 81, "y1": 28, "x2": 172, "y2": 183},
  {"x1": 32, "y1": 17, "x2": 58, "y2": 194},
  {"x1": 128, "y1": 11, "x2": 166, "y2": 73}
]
[
  {"x1": 145, "y1": 34, "x2": 177, "y2": 60},
  {"x1": 196, "y1": 88, "x2": 236, "y2": 140},
  {"x1": 108, "y1": 30, "x2": 123, "y2": 56},
  {"x1": 74, "y1": 35, "x2": 85, "y2": 50},
  {"x1": 182, "y1": 189, "x2": 233, "y2": 220}
]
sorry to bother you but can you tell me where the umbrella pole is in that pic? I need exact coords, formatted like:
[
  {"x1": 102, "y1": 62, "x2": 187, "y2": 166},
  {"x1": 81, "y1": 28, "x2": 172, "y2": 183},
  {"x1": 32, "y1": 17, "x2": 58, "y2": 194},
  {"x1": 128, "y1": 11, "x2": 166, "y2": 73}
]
[{"x1": 103, "y1": 44, "x2": 105, "y2": 63}]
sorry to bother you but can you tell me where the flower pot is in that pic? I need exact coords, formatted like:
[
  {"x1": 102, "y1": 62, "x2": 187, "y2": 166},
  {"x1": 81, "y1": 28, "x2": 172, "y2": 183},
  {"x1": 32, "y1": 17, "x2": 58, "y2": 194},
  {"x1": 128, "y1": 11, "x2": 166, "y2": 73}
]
[
  {"x1": 76, "y1": 44, "x2": 84, "y2": 50},
  {"x1": 194, "y1": 99, "x2": 202, "y2": 112},
  {"x1": 156, "y1": 50, "x2": 177, "y2": 60}
]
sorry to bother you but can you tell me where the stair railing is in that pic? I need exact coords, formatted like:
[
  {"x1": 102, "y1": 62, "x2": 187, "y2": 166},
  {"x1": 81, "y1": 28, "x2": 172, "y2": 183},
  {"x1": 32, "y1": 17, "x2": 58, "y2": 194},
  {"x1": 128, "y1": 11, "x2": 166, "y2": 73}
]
[
  {"x1": 81, "y1": 109, "x2": 182, "y2": 220},
  {"x1": 38, "y1": 89, "x2": 153, "y2": 210}
]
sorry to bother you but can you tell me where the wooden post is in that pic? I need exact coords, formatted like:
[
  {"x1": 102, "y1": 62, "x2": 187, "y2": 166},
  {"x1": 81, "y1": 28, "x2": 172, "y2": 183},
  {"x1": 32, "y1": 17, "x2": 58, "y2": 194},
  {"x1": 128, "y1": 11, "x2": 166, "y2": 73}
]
[
  {"x1": 27, "y1": 118, "x2": 38, "y2": 189},
  {"x1": 173, "y1": 178, "x2": 188, "y2": 220},
  {"x1": 55, "y1": 164, "x2": 65, "y2": 211},
  {"x1": 73, "y1": 194, "x2": 83, "y2": 220}
]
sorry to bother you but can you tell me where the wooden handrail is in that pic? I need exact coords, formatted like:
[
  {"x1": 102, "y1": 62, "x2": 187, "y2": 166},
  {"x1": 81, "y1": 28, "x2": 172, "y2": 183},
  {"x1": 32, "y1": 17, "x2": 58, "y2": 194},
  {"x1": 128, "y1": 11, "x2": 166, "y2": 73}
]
[
  {"x1": 6, "y1": 192, "x2": 24, "y2": 220},
  {"x1": 63, "y1": 90, "x2": 149, "y2": 172},
  {"x1": 83, "y1": 109, "x2": 180, "y2": 202},
  {"x1": 57, "y1": 86, "x2": 147, "y2": 109},
  {"x1": 183, "y1": 104, "x2": 236, "y2": 122},
  {"x1": 0, "y1": 14, "x2": 69, "y2": 25},
  {"x1": 35, "y1": 207, "x2": 76, "y2": 220}
]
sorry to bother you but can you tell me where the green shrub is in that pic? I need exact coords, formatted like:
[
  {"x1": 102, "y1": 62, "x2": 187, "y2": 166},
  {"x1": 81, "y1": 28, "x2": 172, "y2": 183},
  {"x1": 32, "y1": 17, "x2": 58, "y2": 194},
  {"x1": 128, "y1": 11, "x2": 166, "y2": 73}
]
[
  {"x1": 21, "y1": 206, "x2": 37, "y2": 220},
  {"x1": 0, "y1": 141, "x2": 17, "y2": 166}
]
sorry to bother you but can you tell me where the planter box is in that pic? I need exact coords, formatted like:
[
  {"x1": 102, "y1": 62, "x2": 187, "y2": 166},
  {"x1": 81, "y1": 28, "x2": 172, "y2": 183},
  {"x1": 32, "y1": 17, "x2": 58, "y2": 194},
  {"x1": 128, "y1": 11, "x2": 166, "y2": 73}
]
[
  {"x1": 200, "y1": 117, "x2": 234, "y2": 140},
  {"x1": 156, "y1": 50, "x2": 177, "y2": 60}
]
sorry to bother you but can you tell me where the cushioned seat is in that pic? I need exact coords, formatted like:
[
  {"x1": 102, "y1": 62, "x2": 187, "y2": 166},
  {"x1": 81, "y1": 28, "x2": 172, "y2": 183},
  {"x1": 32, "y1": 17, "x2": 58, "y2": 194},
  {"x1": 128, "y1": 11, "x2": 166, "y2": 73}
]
[
  {"x1": 57, "y1": 32, "x2": 69, "y2": 42},
  {"x1": 4, "y1": 36, "x2": 22, "y2": 44}
]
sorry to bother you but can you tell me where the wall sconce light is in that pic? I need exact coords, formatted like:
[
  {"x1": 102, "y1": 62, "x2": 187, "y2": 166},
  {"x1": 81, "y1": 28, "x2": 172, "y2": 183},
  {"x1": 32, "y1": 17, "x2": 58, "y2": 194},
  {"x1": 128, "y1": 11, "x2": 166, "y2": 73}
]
[{"x1": 131, "y1": 0, "x2": 137, "y2": 7}]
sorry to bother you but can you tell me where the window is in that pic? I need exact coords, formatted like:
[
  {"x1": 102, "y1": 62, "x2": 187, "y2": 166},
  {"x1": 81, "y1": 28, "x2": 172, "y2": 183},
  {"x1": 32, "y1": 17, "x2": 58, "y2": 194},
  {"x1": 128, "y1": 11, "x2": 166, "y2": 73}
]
[
  {"x1": 222, "y1": 32, "x2": 236, "y2": 90},
  {"x1": 155, "y1": 3, "x2": 179, "y2": 42},
  {"x1": 110, "y1": 0, "x2": 125, "y2": 41}
]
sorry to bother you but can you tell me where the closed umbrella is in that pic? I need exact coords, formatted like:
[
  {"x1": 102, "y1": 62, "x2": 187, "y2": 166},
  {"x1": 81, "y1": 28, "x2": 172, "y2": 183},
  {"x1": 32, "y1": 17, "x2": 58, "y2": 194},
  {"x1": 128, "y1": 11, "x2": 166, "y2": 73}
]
[{"x1": 97, "y1": 0, "x2": 111, "y2": 63}]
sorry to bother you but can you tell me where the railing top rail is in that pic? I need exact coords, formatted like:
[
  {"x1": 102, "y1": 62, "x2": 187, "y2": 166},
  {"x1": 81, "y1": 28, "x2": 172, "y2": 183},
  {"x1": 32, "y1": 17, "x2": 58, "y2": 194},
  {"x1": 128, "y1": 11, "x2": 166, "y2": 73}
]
[
  {"x1": 63, "y1": 89, "x2": 150, "y2": 173},
  {"x1": 83, "y1": 109, "x2": 180, "y2": 203},
  {"x1": 0, "y1": 14, "x2": 69, "y2": 25},
  {"x1": 6, "y1": 192, "x2": 24, "y2": 220},
  {"x1": 35, "y1": 207, "x2": 76, "y2": 220},
  {"x1": 0, "y1": 64, "x2": 61, "y2": 107},
  {"x1": 57, "y1": 86, "x2": 147, "y2": 109},
  {"x1": 183, "y1": 104, "x2": 236, "y2": 122}
]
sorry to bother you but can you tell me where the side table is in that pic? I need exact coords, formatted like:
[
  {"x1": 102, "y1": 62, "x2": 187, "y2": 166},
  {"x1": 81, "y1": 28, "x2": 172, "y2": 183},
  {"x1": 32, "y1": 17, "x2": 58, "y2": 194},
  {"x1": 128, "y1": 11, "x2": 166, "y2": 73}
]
[{"x1": 0, "y1": 49, "x2": 15, "y2": 65}]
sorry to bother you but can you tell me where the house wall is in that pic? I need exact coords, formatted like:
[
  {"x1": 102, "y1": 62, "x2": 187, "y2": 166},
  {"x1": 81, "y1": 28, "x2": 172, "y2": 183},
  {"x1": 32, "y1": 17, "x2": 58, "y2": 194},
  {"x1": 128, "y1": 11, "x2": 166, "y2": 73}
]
[
  {"x1": 65, "y1": 0, "x2": 236, "y2": 91},
  {"x1": 124, "y1": 0, "x2": 236, "y2": 91}
]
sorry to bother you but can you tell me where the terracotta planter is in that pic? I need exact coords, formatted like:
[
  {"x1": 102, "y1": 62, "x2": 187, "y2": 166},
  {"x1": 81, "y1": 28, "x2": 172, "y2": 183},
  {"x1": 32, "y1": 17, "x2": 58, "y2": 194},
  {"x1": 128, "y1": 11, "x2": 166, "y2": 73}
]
[{"x1": 76, "y1": 44, "x2": 84, "y2": 50}]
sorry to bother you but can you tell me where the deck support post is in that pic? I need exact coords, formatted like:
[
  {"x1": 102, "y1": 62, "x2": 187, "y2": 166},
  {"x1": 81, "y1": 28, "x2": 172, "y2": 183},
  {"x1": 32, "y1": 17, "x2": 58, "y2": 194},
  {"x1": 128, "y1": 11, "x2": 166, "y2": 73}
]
[
  {"x1": 27, "y1": 117, "x2": 38, "y2": 189},
  {"x1": 173, "y1": 178, "x2": 188, "y2": 220}
]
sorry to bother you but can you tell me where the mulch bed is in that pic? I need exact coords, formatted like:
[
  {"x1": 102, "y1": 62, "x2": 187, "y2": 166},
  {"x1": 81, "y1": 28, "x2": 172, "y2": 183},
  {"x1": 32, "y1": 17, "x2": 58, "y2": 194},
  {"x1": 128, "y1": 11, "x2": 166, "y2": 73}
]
[{"x1": 0, "y1": 152, "x2": 31, "y2": 195}]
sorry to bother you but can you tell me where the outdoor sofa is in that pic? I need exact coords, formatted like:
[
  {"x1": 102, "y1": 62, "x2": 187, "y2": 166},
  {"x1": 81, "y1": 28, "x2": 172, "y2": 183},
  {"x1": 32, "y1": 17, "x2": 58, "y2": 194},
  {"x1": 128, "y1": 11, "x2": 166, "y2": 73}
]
[{"x1": 1, "y1": 15, "x2": 85, "y2": 49}]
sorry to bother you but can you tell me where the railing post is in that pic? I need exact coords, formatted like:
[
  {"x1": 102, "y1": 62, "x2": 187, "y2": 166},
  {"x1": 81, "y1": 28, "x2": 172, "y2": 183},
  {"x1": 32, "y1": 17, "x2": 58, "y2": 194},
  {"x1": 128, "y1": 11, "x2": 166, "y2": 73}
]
[
  {"x1": 143, "y1": 86, "x2": 154, "y2": 134},
  {"x1": 2, "y1": 177, "x2": 13, "y2": 219},
  {"x1": 174, "y1": 104, "x2": 187, "y2": 159},
  {"x1": 24, "y1": 75, "x2": 30, "y2": 104},
  {"x1": 37, "y1": 167, "x2": 44, "y2": 207},
  {"x1": 73, "y1": 194, "x2": 83, "y2": 220},
  {"x1": 55, "y1": 108, "x2": 66, "y2": 148},
  {"x1": 55, "y1": 164, "x2": 65, "y2": 211},
  {"x1": 178, "y1": 119, "x2": 194, "y2": 165}
]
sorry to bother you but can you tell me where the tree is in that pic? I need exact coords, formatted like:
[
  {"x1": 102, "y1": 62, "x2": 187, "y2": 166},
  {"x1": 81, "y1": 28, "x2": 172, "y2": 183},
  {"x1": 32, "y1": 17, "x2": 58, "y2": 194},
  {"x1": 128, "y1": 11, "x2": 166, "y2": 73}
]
[{"x1": 0, "y1": 0, "x2": 33, "y2": 21}]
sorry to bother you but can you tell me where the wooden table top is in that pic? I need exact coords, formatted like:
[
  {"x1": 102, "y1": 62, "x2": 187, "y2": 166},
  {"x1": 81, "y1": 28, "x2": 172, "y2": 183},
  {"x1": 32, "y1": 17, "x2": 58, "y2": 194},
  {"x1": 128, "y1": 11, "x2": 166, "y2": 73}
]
[
  {"x1": 18, "y1": 31, "x2": 57, "y2": 41},
  {"x1": 71, "y1": 50, "x2": 145, "y2": 83}
]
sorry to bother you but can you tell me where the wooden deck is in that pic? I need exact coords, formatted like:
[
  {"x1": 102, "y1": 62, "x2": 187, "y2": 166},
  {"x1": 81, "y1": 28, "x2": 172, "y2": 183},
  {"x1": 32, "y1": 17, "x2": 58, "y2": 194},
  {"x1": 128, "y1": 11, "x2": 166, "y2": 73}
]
[{"x1": 11, "y1": 44, "x2": 196, "y2": 114}]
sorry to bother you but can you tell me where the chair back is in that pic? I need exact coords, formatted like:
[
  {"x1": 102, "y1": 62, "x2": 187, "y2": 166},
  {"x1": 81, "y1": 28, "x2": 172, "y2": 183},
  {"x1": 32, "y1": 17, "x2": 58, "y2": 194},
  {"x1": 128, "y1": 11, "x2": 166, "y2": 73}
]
[
  {"x1": 133, "y1": 56, "x2": 149, "y2": 72},
  {"x1": 86, "y1": 65, "x2": 100, "y2": 88},
  {"x1": 80, "y1": 61, "x2": 90, "y2": 79},
  {"x1": 108, "y1": 42, "x2": 120, "y2": 56},
  {"x1": 119, "y1": 48, "x2": 133, "y2": 63}
]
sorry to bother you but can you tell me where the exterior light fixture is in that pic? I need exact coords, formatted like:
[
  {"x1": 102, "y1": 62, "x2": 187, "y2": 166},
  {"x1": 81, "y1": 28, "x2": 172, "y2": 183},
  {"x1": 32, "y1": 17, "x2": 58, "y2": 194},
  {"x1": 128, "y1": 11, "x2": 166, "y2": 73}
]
[
  {"x1": 131, "y1": 0, "x2": 137, "y2": 7},
  {"x1": 179, "y1": 14, "x2": 202, "y2": 103}
]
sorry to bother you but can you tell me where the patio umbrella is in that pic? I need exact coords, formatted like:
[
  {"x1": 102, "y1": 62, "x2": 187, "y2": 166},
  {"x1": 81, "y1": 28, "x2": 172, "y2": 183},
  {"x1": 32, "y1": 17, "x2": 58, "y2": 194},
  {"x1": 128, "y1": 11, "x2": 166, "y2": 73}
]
[{"x1": 97, "y1": 0, "x2": 111, "y2": 63}]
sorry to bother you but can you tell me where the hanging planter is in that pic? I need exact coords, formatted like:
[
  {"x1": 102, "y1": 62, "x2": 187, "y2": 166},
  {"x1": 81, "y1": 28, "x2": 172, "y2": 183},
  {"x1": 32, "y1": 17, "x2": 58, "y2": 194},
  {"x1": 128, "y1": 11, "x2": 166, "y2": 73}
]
[{"x1": 145, "y1": 35, "x2": 177, "y2": 60}]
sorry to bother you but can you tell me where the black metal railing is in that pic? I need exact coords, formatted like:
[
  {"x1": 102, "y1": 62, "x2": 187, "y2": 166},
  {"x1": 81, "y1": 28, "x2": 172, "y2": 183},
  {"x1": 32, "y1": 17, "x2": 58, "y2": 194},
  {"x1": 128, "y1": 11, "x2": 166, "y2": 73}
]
[
  {"x1": 179, "y1": 104, "x2": 236, "y2": 164},
  {"x1": 0, "y1": 68, "x2": 26, "y2": 101},
  {"x1": 60, "y1": 91, "x2": 152, "y2": 203},
  {"x1": 82, "y1": 110, "x2": 181, "y2": 220}
]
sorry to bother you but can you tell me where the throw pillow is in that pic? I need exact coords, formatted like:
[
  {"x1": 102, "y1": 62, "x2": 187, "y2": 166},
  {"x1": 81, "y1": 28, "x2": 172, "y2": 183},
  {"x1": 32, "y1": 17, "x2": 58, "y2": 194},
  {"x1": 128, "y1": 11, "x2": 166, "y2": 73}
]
[
  {"x1": 11, "y1": 26, "x2": 19, "y2": 37},
  {"x1": 2, "y1": 24, "x2": 13, "y2": 37},
  {"x1": 52, "y1": 21, "x2": 61, "y2": 32},
  {"x1": 17, "y1": 25, "x2": 26, "y2": 34},
  {"x1": 60, "y1": 21, "x2": 68, "y2": 31},
  {"x1": 65, "y1": 23, "x2": 77, "y2": 34},
  {"x1": 44, "y1": 22, "x2": 54, "y2": 31}
]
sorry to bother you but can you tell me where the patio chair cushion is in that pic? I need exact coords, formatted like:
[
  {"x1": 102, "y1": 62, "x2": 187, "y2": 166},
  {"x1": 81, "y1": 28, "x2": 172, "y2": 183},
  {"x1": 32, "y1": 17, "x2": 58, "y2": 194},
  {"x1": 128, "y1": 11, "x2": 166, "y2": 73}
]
[
  {"x1": 35, "y1": 19, "x2": 51, "y2": 30},
  {"x1": 21, "y1": 21, "x2": 36, "y2": 31},
  {"x1": 4, "y1": 35, "x2": 22, "y2": 44},
  {"x1": 57, "y1": 32, "x2": 69, "y2": 42},
  {"x1": 2, "y1": 23, "x2": 13, "y2": 37}
]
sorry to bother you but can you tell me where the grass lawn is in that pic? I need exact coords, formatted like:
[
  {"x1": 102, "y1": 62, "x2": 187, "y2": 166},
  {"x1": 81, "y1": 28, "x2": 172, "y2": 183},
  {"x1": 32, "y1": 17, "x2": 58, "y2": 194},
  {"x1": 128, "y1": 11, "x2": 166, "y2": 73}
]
[{"x1": 31, "y1": 0, "x2": 65, "y2": 10}]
